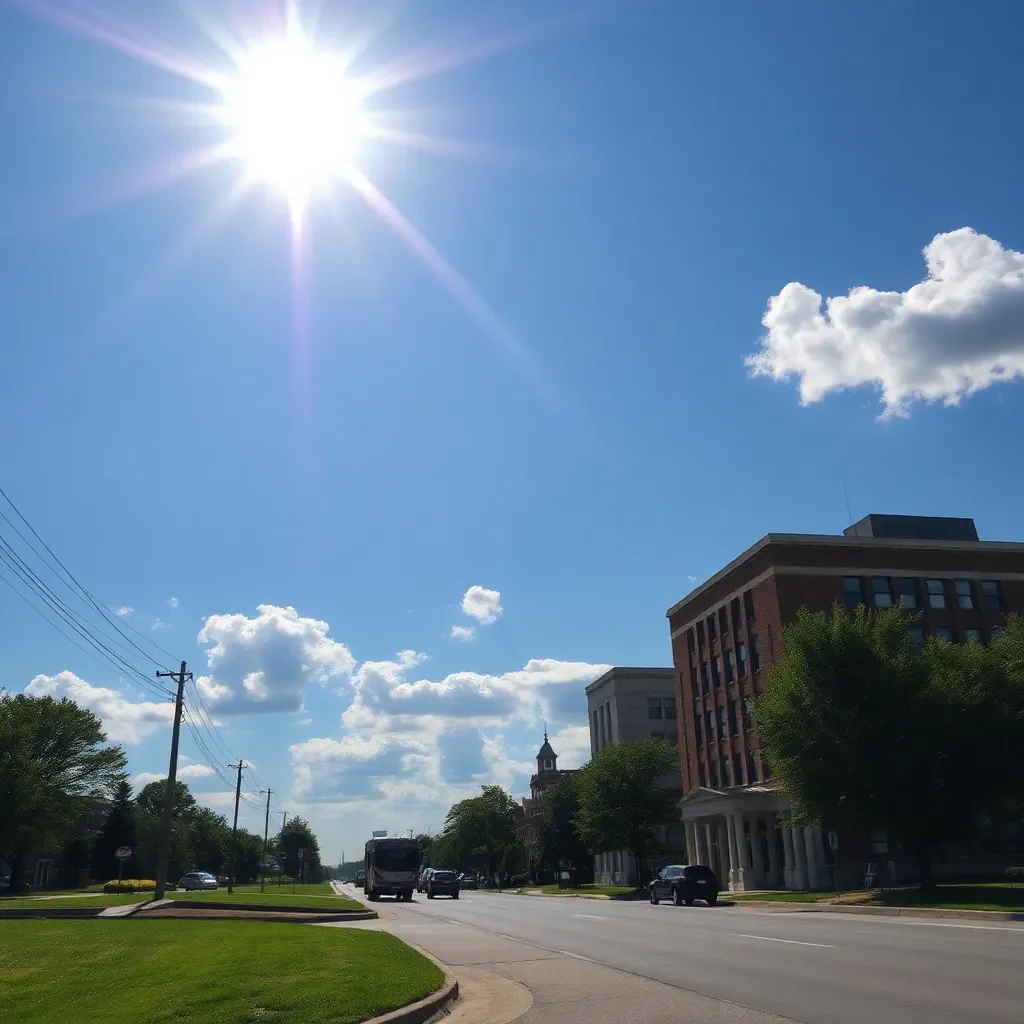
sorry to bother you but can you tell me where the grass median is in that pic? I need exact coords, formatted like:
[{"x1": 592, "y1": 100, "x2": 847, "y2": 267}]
[
  {"x1": 520, "y1": 883, "x2": 638, "y2": 898},
  {"x1": 0, "y1": 919, "x2": 444, "y2": 1024},
  {"x1": 168, "y1": 882, "x2": 363, "y2": 911},
  {"x1": 0, "y1": 893, "x2": 147, "y2": 910}
]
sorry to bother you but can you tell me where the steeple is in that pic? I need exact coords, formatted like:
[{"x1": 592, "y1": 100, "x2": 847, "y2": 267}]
[{"x1": 536, "y1": 729, "x2": 557, "y2": 773}]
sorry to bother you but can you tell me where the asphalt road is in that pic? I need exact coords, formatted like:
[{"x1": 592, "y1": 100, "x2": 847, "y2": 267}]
[{"x1": 347, "y1": 886, "x2": 1024, "y2": 1024}]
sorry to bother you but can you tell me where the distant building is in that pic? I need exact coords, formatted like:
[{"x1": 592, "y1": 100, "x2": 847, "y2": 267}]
[
  {"x1": 586, "y1": 667, "x2": 687, "y2": 885},
  {"x1": 667, "y1": 514, "x2": 1024, "y2": 891},
  {"x1": 517, "y1": 733, "x2": 576, "y2": 879}
]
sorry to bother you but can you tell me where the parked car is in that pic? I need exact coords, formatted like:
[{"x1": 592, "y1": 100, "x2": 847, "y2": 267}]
[
  {"x1": 649, "y1": 864, "x2": 719, "y2": 907},
  {"x1": 417, "y1": 867, "x2": 434, "y2": 893},
  {"x1": 458, "y1": 871, "x2": 478, "y2": 890},
  {"x1": 355, "y1": 869, "x2": 366, "y2": 888},
  {"x1": 427, "y1": 870, "x2": 460, "y2": 899},
  {"x1": 178, "y1": 871, "x2": 218, "y2": 891}
]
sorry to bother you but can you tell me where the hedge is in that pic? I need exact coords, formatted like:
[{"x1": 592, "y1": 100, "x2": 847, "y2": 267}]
[{"x1": 102, "y1": 880, "x2": 176, "y2": 893}]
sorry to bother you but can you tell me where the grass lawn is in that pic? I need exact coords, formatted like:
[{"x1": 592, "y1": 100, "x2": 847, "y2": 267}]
[
  {"x1": 729, "y1": 891, "x2": 835, "y2": 903},
  {"x1": 169, "y1": 883, "x2": 363, "y2": 912},
  {"x1": 524, "y1": 883, "x2": 638, "y2": 898},
  {"x1": 0, "y1": 894, "x2": 146, "y2": 910},
  {"x1": 872, "y1": 883, "x2": 1024, "y2": 912},
  {"x1": 0, "y1": 919, "x2": 444, "y2": 1024}
]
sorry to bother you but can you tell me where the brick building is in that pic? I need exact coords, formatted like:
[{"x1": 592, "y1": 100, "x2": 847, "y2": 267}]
[
  {"x1": 665, "y1": 514, "x2": 1024, "y2": 891},
  {"x1": 517, "y1": 734, "x2": 577, "y2": 882}
]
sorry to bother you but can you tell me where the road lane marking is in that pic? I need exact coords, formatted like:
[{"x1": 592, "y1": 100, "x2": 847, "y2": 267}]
[
  {"x1": 738, "y1": 934, "x2": 835, "y2": 948},
  {"x1": 558, "y1": 949, "x2": 596, "y2": 961},
  {"x1": 572, "y1": 913, "x2": 606, "y2": 921},
  {"x1": 499, "y1": 934, "x2": 525, "y2": 942}
]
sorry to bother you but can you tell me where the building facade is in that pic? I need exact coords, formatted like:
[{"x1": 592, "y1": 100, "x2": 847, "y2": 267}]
[
  {"x1": 666, "y1": 514, "x2": 1024, "y2": 891},
  {"x1": 586, "y1": 667, "x2": 687, "y2": 884},
  {"x1": 518, "y1": 734, "x2": 576, "y2": 881}
]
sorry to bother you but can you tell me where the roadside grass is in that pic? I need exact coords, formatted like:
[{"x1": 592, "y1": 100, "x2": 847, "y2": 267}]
[
  {"x1": 169, "y1": 883, "x2": 363, "y2": 911},
  {"x1": 872, "y1": 884, "x2": 1024, "y2": 912},
  {"x1": 0, "y1": 919, "x2": 444, "y2": 1024},
  {"x1": 729, "y1": 891, "x2": 835, "y2": 903},
  {"x1": 0, "y1": 894, "x2": 146, "y2": 910},
  {"x1": 520, "y1": 883, "x2": 638, "y2": 898}
]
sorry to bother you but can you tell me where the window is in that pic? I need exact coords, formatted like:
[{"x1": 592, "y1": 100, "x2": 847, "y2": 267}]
[
  {"x1": 716, "y1": 706, "x2": 727, "y2": 741},
  {"x1": 719, "y1": 607, "x2": 729, "y2": 636},
  {"x1": 934, "y1": 627, "x2": 953, "y2": 641},
  {"x1": 543, "y1": 759, "x2": 553, "y2": 770},
  {"x1": 908, "y1": 627, "x2": 925, "y2": 649},
  {"x1": 720, "y1": 756, "x2": 731, "y2": 787},
  {"x1": 744, "y1": 590, "x2": 756, "y2": 623},
  {"x1": 705, "y1": 710, "x2": 715, "y2": 743},
  {"x1": 729, "y1": 700, "x2": 739, "y2": 736},
  {"x1": 686, "y1": 627, "x2": 695, "y2": 654},
  {"x1": 733, "y1": 754, "x2": 744, "y2": 786},
  {"x1": 742, "y1": 698, "x2": 752, "y2": 731},
  {"x1": 737, "y1": 642, "x2": 747, "y2": 678},
  {"x1": 700, "y1": 661, "x2": 710, "y2": 694},
  {"x1": 896, "y1": 579, "x2": 919, "y2": 609},
  {"x1": 726, "y1": 649, "x2": 735, "y2": 683},
  {"x1": 648, "y1": 697, "x2": 663, "y2": 720},
  {"x1": 664, "y1": 698, "x2": 676, "y2": 720},
  {"x1": 731, "y1": 597, "x2": 742, "y2": 631},
  {"x1": 746, "y1": 751, "x2": 759, "y2": 783},
  {"x1": 981, "y1": 580, "x2": 1003, "y2": 611},
  {"x1": 963, "y1": 628, "x2": 982, "y2": 644},
  {"x1": 872, "y1": 577, "x2": 892, "y2": 608},
  {"x1": 954, "y1": 579, "x2": 974, "y2": 610},
  {"x1": 712, "y1": 656, "x2": 722, "y2": 688},
  {"x1": 750, "y1": 635, "x2": 760, "y2": 673},
  {"x1": 927, "y1": 579, "x2": 946, "y2": 609},
  {"x1": 696, "y1": 620, "x2": 705, "y2": 647},
  {"x1": 842, "y1": 576, "x2": 863, "y2": 610},
  {"x1": 707, "y1": 614, "x2": 717, "y2": 643},
  {"x1": 698, "y1": 762, "x2": 706, "y2": 787},
  {"x1": 710, "y1": 760, "x2": 719, "y2": 788},
  {"x1": 694, "y1": 714, "x2": 703, "y2": 746}
]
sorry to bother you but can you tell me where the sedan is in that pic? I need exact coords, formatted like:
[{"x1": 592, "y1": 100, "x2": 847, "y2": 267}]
[
  {"x1": 177, "y1": 871, "x2": 218, "y2": 891},
  {"x1": 427, "y1": 870, "x2": 460, "y2": 899},
  {"x1": 649, "y1": 864, "x2": 719, "y2": 907},
  {"x1": 458, "y1": 871, "x2": 478, "y2": 890}
]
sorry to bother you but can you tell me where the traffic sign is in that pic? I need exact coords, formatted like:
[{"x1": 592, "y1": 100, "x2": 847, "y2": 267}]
[
  {"x1": 827, "y1": 830, "x2": 839, "y2": 852},
  {"x1": 115, "y1": 846, "x2": 132, "y2": 861}
]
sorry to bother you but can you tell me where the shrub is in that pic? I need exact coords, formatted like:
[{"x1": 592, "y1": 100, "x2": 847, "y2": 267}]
[
  {"x1": 102, "y1": 879, "x2": 158, "y2": 893},
  {"x1": 1004, "y1": 866, "x2": 1024, "y2": 886}
]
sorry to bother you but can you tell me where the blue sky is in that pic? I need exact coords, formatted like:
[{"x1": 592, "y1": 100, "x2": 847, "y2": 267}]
[{"x1": 3, "y1": 0, "x2": 1024, "y2": 861}]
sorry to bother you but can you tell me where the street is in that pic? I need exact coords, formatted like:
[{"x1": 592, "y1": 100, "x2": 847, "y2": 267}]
[{"x1": 340, "y1": 886, "x2": 1024, "y2": 1024}]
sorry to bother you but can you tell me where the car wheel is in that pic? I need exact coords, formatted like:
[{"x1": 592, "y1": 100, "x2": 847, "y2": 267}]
[
  {"x1": 427, "y1": 891, "x2": 434, "y2": 898},
  {"x1": 650, "y1": 892, "x2": 659, "y2": 905},
  {"x1": 672, "y1": 887, "x2": 682, "y2": 907},
  {"x1": 684, "y1": 898, "x2": 695, "y2": 906},
  {"x1": 453, "y1": 892, "x2": 459, "y2": 899},
  {"x1": 706, "y1": 894, "x2": 718, "y2": 907}
]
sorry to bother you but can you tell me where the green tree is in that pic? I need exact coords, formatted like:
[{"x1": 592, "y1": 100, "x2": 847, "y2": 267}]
[
  {"x1": 91, "y1": 779, "x2": 138, "y2": 880},
  {"x1": 275, "y1": 816, "x2": 322, "y2": 880},
  {"x1": 440, "y1": 786, "x2": 522, "y2": 882},
  {"x1": 0, "y1": 693, "x2": 127, "y2": 888},
  {"x1": 574, "y1": 738, "x2": 680, "y2": 886},
  {"x1": 133, "y1": 780, "x2": 199, "y2": 880},
  {"x1": 756, "y1": 607, "x2": 1024, "y2": 887},
  {"x1": 188, "y1": 806, "x2": 230, "y2": 876},
  {"x1": 536, "y1": 773, "x2": 590, "y2": 875}
]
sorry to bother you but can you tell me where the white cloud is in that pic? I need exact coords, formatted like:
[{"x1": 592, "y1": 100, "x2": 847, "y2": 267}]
[
  {"x1": 746, "y1": 227, "x2": 1024, "y2": 417},
  {"x1": 167, "y1": 597, "x2": 179, "y2": 609},
  {"x1": 113, "y1": 606, "x2": 133, "y2": 617},
  {"x1": 151, "y1": 619, "x2": 169, "y2": 631},
  {"x1": 450, "y1": 625, "x2": 476, "y2": 642},
  {"x1": 132, "y1": 772, "x2": 165, "y2": 788},
  {"x1": 132, "y1": 763, "x2": 216, "y2": 788},
  {"x1": 25, "y1": 671, "x2": 173, "y2": 744},
  {"x1": 547, "y1": 724, "x2": 592, "y2": 769},
  {"x1": 195, "y1": 604, "x2": 355, "y2": 714},
  {"x1": 460, "y1": 586, "x2": 503, "y2": 625},
  {"x1": 180, "y1": 763, "x2": 215, "y2": 780}
]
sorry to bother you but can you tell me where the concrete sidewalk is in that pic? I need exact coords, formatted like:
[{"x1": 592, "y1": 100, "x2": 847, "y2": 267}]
[{"x1": 323, "y1": 910, "x2": 796, "y2": 1024}]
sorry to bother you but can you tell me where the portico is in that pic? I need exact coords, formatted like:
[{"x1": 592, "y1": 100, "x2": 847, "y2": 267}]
[{"x1": 678, "y1": 785, "x2": 830, "y2": 891}]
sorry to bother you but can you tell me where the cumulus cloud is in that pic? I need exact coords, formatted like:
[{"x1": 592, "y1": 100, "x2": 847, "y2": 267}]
[
  {"x1": 25, "y1": 671, "x2": 173, "y2": 744},
  {"x1": 132, "y1": 771, "x2": 165, "y2": 788},
  {"x1": 151, "y1": 619, "x2": 169, "y2": 631},
  {"x1": 180, "y1": 763, "x2": 215, "y2": 780},
  {"x1": 167, "y1": 597, "x2": 179, "y2": 609},
  {"x1": 460, "y1": 586, "x2": 503, "y2": 625},
  {"x1": 547, "y1": 724, "x2": 592, "y2": 769},
  {"x1": 746, "y1": 227, "x2": 1024, "y2": 417},
  {"x1": 195, "y1": 604, "x2": 355, "y2": 713},
  {"x1": 113, "y1": 606, "x2": 133, "y2": 617},
  {"x1": 450, "y1": 625, "x2": 476, "y2": 642}
]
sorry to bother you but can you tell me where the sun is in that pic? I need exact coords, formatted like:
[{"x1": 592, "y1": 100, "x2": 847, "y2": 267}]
[{"x1": 220, "y1": 31, "x2": 366, "y2": 211}]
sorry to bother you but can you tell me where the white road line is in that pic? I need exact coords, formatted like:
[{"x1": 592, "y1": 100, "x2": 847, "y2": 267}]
[
  {"x1": 738, "y1": 934, "x2": 835, "y2": 948},
  {"x1": 572, "y1": 913, "x2": 606, "y2": 921},
  {"x1": 499, "y1": 934, "x2": 524, "y2": 942},
  {"x1": 558, "y1": 949, "x2": 596, "y2": 961},
  {"x1": 886, "y1": 920, "x2": 1024, "y2": 934}
]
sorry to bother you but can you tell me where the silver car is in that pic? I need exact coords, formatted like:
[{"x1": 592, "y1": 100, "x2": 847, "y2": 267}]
[{"x1": 177, "y1": 871, "x2": 218, "y2": 891}]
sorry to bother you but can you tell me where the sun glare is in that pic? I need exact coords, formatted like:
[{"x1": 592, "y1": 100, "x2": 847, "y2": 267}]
[{"x1": 221, "y1": 33, "x2": 365, "y2": 210}]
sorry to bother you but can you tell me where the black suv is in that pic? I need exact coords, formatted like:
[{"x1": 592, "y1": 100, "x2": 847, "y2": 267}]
[
  {"x1": 649, "y1": 864, "x2": 719, "y2": 907},
  {"x1": 426, "y1": 870, "x2": 460, "y2": 899}
]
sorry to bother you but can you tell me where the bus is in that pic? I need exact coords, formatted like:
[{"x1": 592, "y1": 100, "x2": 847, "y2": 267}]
[{"x1": 364, "y1": 835, "x2": 420, "y2": 901}]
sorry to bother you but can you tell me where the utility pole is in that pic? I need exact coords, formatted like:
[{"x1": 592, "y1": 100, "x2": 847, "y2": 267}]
[
  {"x1": 154, "y1": 661, "x2": 191, "y2": 901},
  {"x1": 228, "y1": 761, "x2": 245, "y2": 894},
  {"x1": 260, "y1": 788, "x2": 273, "y2": 893}
]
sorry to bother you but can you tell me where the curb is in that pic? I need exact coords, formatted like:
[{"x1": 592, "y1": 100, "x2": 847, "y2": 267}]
[
  {"x1": 0, "y1": 907, "x2": 110, "y2": 919},
  {"x1": 733, "y1": 901, "x2": 1024, "y2": 922},
  {"x1": 362, "y1": 944, "x2": 458, "y2": 1024},
  {"x1": 154, "y1": 899, "x2": 377, "y2": 917}
]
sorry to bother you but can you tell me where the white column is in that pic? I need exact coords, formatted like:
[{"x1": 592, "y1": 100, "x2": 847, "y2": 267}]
[
  {"x1": 703, "y1": 823, "x2": 715, "y2": 874},
  {"x1": 731, "y1": 811, "x2": 751, "y2": 890},
  {"x1": 792, "y1": 825, "x2": 809, "y2": 890},
  {"x1": 764, "y1": 813, "x2": 779, "y2": 888},
  {"x1": 725, "y1": 814, "x2": 739, "y2": 889},
  {"x1": 782, "y1": 827, "x2": 796, "y2": 890},
  {"x1": 685, "y1": 821, "x2": 698, "y2": 865},
  {"x1": 694, "y1": 821, "x2": 708, "y2": 866},
  {"x1": 749, "y1": 816, "x2": 765, "y2": 888},
  {"x1": 716, "y1": 821, "x2": 729, "y2": 885}
]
